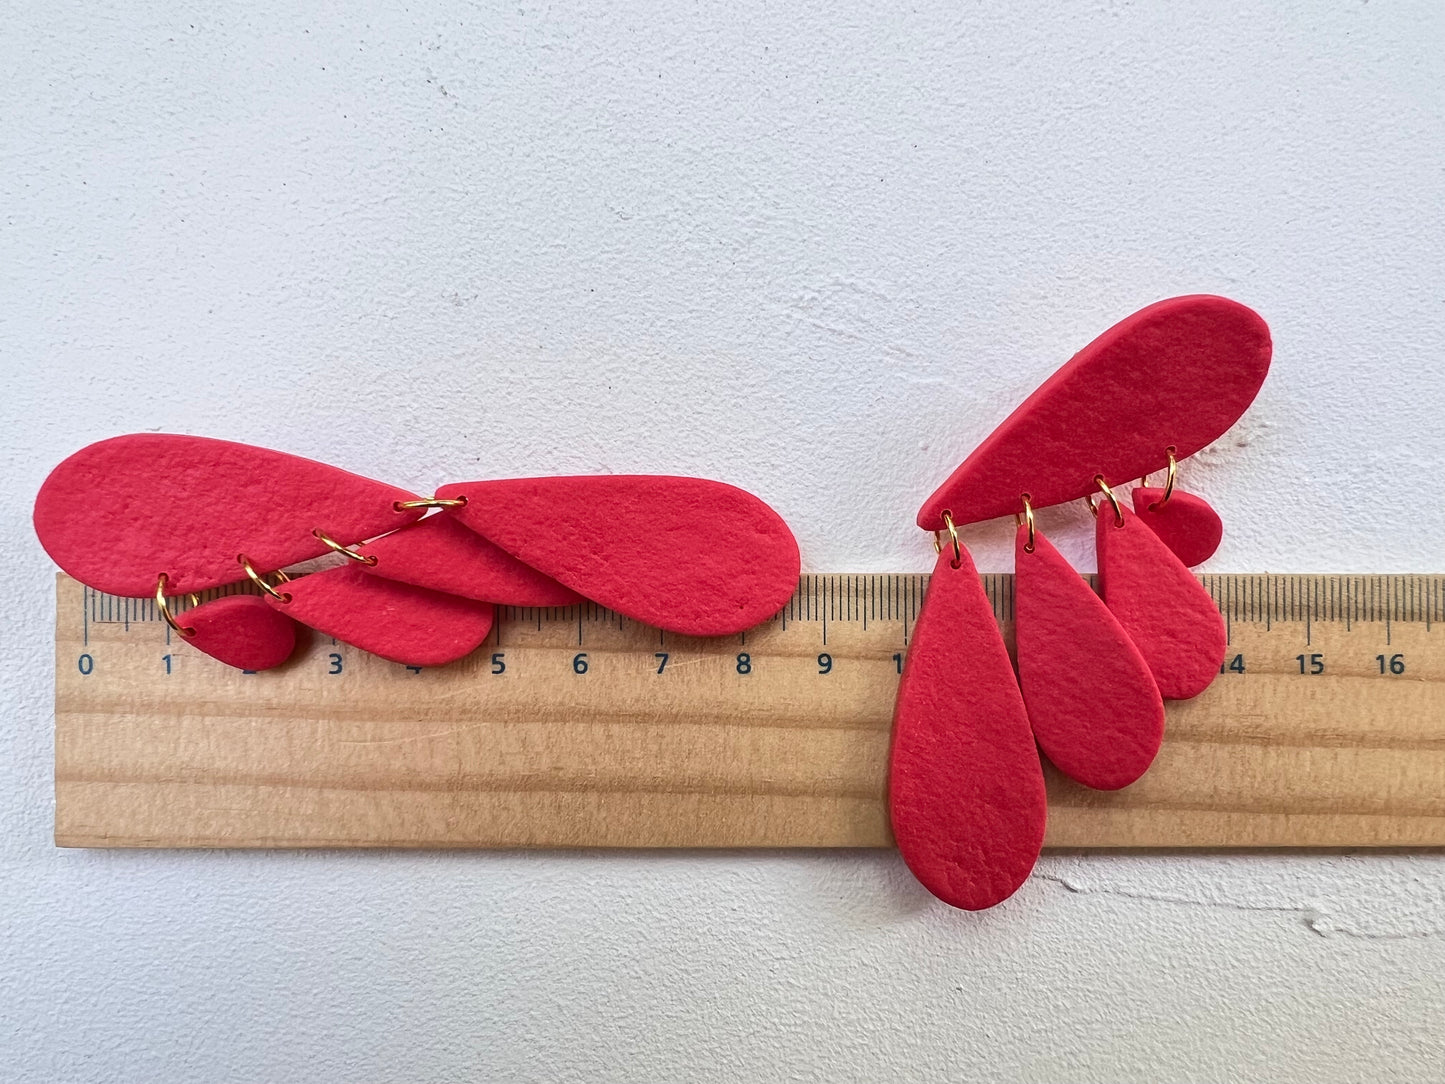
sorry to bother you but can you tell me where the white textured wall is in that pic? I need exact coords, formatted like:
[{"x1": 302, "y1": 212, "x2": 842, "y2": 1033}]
[{"x1": 3, "y1": 2, "x2": 1444, "y2": 1080}]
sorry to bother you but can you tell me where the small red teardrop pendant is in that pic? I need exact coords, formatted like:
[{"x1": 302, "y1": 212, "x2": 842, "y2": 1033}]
[
  {"x1": 33, "y1": 435, "x2": 423, "y2": 596},
  {"x1": 1014, "y1": 525, "x2": 1164, "y2": 789},
  {"x1": 434, "y1": 476, "x2": 799, "y2": 636},
  {"x1": 1097, "y1": 504, "x2": 1226, "y2": 699},
  {"x1": 267, "y1": 564, "x2": 494, "y2": 667},
  {"x1": 182, "y1": 594, "x2": 298, "y2": 671},
  {"x1": 889, "y1": 546, "x2": 1047, "y2": 910},
  {"x1": 1131, "y1": 487, "x2": 1224, "y2": 568},
  {"x1": 357, "y1": 514, "x2": 583, "y2": 607}
]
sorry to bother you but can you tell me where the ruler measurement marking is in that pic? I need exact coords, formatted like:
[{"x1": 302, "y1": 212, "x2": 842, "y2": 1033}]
[
  {"x1": 76, "y1": 576, "x2": 1445, "y2": 618},
  {"x1": 68, "y1": 571, "x2": 1445, "y2": 694},
  {"x1": 1222, "y1": 576, "x2": 1232, "y2": 646},
  {"x1": 77, "y1": 575, "x2": 1445, "y2": 630}
]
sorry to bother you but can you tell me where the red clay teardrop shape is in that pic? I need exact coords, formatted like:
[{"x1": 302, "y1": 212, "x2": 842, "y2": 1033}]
[
  {"x1": 889, "y1": 546, "x2": 1047, "y2": 910},
  {"x1": 34, "y1": 434, "x2": 423, "y2": 596},
  {"x1": 1097, "y1": 504, "x2": 1226, "y2": 699},
  {"x1": 1015, "y1": 525, "x2": 1164, "y2": 789},
  {"x1": 181, "y1": 594, "x2": 298, "y2": 671},
  {"x1": 1131, "y1": 487, "x2": 1224, "y2": 568},
  {"x1": 357, "y1": 514, "x2": 583, "y2": 607},
  {"x1": 918, "y1": 295, "x2": 1271, "y2": 529},
  {"x1": 267, "y1": 564, "x2": 494, "y2": 667},
  {"x1": 434, "y1": 476, "x2": 799, "y2": 637}
]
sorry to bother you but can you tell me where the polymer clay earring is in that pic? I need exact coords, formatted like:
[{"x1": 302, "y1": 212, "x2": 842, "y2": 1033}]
[
  {"x1": 893, "y1": 294, "x2": 1271, "y2": 910},
  {"x1": 34, "y1": 435, "x2": 801, "y2": 668},
  {"x1": 430, "y1": 475, "x2": 802, "y2": 637},
  {"x1": 259, "y1": 561, "x2": 495, "y2": 668},
  {"x1": 34, "y1": 434, "x2": 495, "y2": 669},
  {"x1": 1015, "y1": 492, "x2": 1164, "y2": 792}
]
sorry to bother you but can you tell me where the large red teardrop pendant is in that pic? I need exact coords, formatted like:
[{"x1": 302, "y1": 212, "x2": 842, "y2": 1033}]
[
  {"x1": 888, "y1": 546, "x2": 1047, "y2": 910},
  {"x1": 1014, "y1": 525, "x2": 1164, "y2": 789}
]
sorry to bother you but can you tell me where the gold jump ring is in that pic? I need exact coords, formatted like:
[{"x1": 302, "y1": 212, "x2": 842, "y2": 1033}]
[
  {"x1": 931, "y1": 510, "x2": 962, "y2": 567},
  {"x1": 312, "y1": 528, "x2": 378, "y2": 566},
  {"x1": 155, "y1": 573, "x2": 195, "y2": 637},
  {"x1": 238, "y1": 554, "x2": 292, "y2": 602},
  {"x1": 393, "y1": 496, "x2": 468, "y2": 511},
  {"x1": 1014, "y1": 494, "x2": 1036, "y2": 553},
  {"x1": 1138, "y1": 446, "x2": 1178, "y2": 508},
  {"x1": 1090, "y1": 476, "x2": 1125, "y2": 527}
]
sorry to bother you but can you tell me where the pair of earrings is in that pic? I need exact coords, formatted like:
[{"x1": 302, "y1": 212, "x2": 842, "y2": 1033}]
[
  {"x1": 34, "y1": 439, "x2": 800, "y2": 670},
  {"x1": 891, "y1": 294, "x2": 1272, "y2": 911}
]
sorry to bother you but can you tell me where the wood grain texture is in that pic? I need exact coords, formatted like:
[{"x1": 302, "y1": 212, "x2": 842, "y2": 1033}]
[{"x1": 54, "y1": 573, "x2": 1445, "y2": 849}]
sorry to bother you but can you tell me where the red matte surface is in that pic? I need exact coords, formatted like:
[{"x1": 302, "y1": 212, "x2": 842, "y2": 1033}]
[
  {"x1": 888, "y1": 546, "x2": 1047, "y2": 910},
  {"x1": 182, "y1": 594, "x2": 298, "y2": 671},
  {"x1": 34, "y1": 434, "x2": 422, "y2": 596},
  {"x1": 918, "y1": 296, "x2": 1271, "y2": 529},
  {"x1": 357, "y1": 514, "x2": 583, "y2": 607},
  {"x1": 1131, "y1": 487, "x2": 1224, "y2": 568},
  {"x1": 1097, "y1": 505, "x2": 1226, "y2": 700},
  {"x1": 1014, "y1": 526, "x2": 1164, "y2": 790},
  {"x1": 268, "y1": 564, "x2": 494, "y2": 667},
  {"x1": 435, "y1": 476, "x2": 800, "y2": 637}
]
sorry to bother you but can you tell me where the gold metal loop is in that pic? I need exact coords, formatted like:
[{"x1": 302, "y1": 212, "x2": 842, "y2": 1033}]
[
  {"x1": 155, "y1": 573, "x2": 195, "y2": 637},
  {"x1": 1014, "y1": 494, "x2": 1036, "y2": 554},
  {"x1": 931, "y1": 510, "x2": 962, "y2": 567},
  {"x1": 238, "y1": 554, "x2": 293, "y2": 602},
  {"x1": 1090, "y1": 476, "x2": 1125, "y2": 527},
  {"x1": 1138, "y1": 446, "x2": 1178, "y2": 508},
  {"x1": 312, "y1": 528, "x2": 378, "y2": 566},
  {"x1": 1159, "y1": 446, "x2": 1177, "y2": 506},
  {"x1": 393, "y1": 496, "x2": 468, "y2": 511}
]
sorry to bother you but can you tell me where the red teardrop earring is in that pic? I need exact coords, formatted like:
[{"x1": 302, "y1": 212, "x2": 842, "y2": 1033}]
[
  {"x1": 1013, "y1": 497, "x2": 1164, "y2": 791},
  {"x1": 893, "y1": 295, "x2": 1271, "y2": 911},
  {"x1": 432, "y1": 475, "x2": 801, "y2": 637},
  {"x1": 258, "y1": 560, "x2": 495, "y2": 668},
  {"x1": 229, "y1": 531, "x2": 497, "y2": 668},
  {"x1": 156, "y1": 575, "x2": 298, "y2": 672},
  {"x1": 32, "y1": 435, "x2": 489, "y2": 670},
  {"x1": 35, "y1": 438, "x2": 800, "y2": 668},
  {"x1": 889, "y1": 517, "x2": 1047, "y2": 911}
]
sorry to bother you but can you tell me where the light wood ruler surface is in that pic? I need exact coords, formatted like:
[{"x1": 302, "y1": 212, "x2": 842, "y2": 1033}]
[{"x1": 54, "y1": 572, "x2": 1445, "y2": 849}]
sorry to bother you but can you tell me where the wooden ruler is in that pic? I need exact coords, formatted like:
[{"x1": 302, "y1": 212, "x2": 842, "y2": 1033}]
[{"x1": 53, "y1": 572, "x2": 1445, "y2": 849}]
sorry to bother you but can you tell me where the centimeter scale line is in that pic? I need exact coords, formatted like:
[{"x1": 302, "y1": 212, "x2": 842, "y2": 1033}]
[
  {"x1": 55, "y1": 573, "x2": 1445, "y2": 851},
  {"x1": 76, "y1": 572, "x2": 1445, "y2": 641}
]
